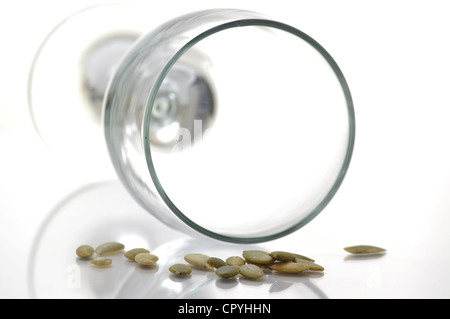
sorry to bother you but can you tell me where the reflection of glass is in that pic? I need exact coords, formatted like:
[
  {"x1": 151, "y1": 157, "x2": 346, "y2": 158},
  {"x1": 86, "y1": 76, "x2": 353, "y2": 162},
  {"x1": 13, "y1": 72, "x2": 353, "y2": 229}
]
[
  {"x1": 28, "y1": 6, "x2": 355, "y2": 243},
  {"x1": 27, "y1": 4, "x2": 156, "y2": 180},
  {"x1": 178, "y1": 269, "x2": 327, "y2": 299},
  {"x1": 27, "y1": 181, "x2": 327, "y2": 298},
  {"x1": 26, "y1": 181, "x2": 180, "y2": 298}
]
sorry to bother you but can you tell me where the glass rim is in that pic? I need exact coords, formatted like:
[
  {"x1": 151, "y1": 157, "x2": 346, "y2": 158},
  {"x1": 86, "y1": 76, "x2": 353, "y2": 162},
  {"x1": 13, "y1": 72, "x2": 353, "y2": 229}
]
[{"x1": 143, "y1": 16, "x2": 356, "y2": 243}]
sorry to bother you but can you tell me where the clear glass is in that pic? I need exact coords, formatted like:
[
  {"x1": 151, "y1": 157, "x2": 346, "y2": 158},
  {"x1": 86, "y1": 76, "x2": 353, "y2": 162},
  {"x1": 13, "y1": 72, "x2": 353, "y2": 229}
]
[
  {"x1": 103, "y1": 9, "x2": 355, "y2": 243},
  {"x1": 28, "y1": 7, "x2": 354, "y2": 244}
]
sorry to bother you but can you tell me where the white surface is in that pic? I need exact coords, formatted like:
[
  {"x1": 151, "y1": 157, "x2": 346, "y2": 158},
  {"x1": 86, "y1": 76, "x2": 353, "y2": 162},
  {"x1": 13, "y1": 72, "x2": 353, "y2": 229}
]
[{"x1": 1, "y1": 0, "x2": 450, "y2": 298}]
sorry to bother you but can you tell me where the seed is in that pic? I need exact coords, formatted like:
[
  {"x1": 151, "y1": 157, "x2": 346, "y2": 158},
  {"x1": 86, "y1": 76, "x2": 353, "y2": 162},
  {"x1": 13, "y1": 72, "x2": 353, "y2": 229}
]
[
  {"x1": 95, "y1": 241, "x2": 125, "y2": 256},
  {"x1": 124, "y1": 248, "x2": 150, "y2": 261},
  {"x1": 184, "y1": 253, "x2": 213, "y2": 269},
  {"x1": 269, "y1": 251, "x2": 296, "y2": 262},
  {"x1": 76, "y1": 245, "x2": 94, "y2": 258},
  {"x1": 245, "y1": 262, "x2": 270, "y2": 270},
  {"x1": 268, "y1": 262, "x2": 309, "y2": 273},
  {"x1": 292, "y1": 253, "x2": 315, "y2": 262},
  {"x1": 90, "y1": 258, "x2": 112, "y2": 266},
  {"x1": 135, "y1": 253, "x2": 159, "y2": 265},
  {"x1": 215, "y1": 265, "x2": 239, "y2": 278},
  {"x1": 169, "y1": 264, "x2": 192, "y2": 275},
  {"x1": 242, "y1": 250, "x2": 275, "y2": 265},
  {"x1": 207, "y1": 257, "x2": 226, "y2": 269},
  {"x1": 293, "y1": 259, "x2": 324, "y2": 271},
  {"x1": 226, "y1": 256, "x2": 245, "y2": 267},
  {"x1": 239, "y1": 264, "x2": 264, "y2": 279},
  {"x1": 344, "y1": 245, "x2": 386, "y2": 254}
]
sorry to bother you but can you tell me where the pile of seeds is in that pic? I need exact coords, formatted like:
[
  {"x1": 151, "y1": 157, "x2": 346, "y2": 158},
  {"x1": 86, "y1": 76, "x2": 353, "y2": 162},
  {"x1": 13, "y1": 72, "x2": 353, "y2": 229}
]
[
  {"x1": 76, "y1": 242, "x2": 385, "y2": 280},
  {"x1": 168, "y1": 249, "x2": 326, "y2": 280},
  {"x1": 75, "y1": 241, "x2": 158, "y2": 267}
]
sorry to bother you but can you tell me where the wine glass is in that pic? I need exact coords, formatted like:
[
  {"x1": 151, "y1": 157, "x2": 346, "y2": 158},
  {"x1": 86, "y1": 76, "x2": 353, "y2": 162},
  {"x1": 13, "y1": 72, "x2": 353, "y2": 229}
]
[{"x1": 28, "y1": 5, "x2": 355, "y2": 243}]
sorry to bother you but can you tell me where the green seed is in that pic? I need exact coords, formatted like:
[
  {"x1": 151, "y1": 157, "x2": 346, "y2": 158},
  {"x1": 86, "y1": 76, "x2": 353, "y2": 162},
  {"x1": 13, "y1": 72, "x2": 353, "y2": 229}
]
[
  {"x1": 245, "y1": 262, "x2": 270, "y2": 270},
  {"x1": 293, "y1": 259, "x2": 324, "y2": 271},
  {"x1": 135, "y1": 253, "x2": 159, "y2": 265},
  {"x1": 95, "y1": 241, "x2": 125, "y2": 256},
  {"x1": 239, "y1": 264, "x2": 264, "y2": 279},
  {"x1": 292, "y1": 253, "x2": 315, "y2": 262},
  {"x1": 242, "y1": 250, "x2": 275, "y2": 265},
  {"x1": 215, "y1": 265, "x2": 239, "y2": 278},
  {"x1": 269, "y1": 251, "x2": 296, "y2": 262},
  {"x1": 268, "y1": 261, "x2": 309, "y2": 273},
  {"x1": 207, "y1": 257, "x2": 226, "y2": 269},
  {"x1": 76, "y1": 245, "x2": 94, "y2": 258},
  {"x1": 169, "y1": 264, "x2": 192, "y2": 275},
  {"x1": 344, "y1": 245, "x2": 386, "y2": 254},
  {"x1": 124, "y1": 248, "x2": 150, "y2": 261},
  {"x1": 90, "y1": 258, "x2": 112, "y2": 266},
  {"x1": 184, "y1": 253, "x2": 213, "y2": 269},
  {"x1": 225, "y1": 256, "x2": 245, "y2": 267}
]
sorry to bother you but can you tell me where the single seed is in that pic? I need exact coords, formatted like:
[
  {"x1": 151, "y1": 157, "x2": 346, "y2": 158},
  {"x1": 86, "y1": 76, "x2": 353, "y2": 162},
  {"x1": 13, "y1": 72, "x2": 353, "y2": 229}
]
[
  {"x1": 269, "y1": 251, "x2": 296, "y2": 262},
  {"x1": 124, "y1": 248, "x2": 150, "y2": 261},
  {"x1": 268, "y1": 261, "x2": 309, "y2": 273},
  {"x1": 293, "y1": 259, "x2": 325, "y2": 271},
  {"x1": 76, "y1": 245, "x2": 94, "y2": 258},
  {"x1": 169, "y1": 264, "x2": 192, "y2": 275},
  {"x1": 239, "y1": 264, "x2": 264, "y2": 279},
  {"x1": 215, "y1": 265, "x2": 239, "y2": 278},
  {"x1": 242, "y1": 250, "x2": 275, "y2": 265},
  {"x1": 207, "y1": 257, "x2": 226, "y2": 269},
  {"x1": 184, "y1": 253, "x2": 213, "y2": 269},
  {"x1": 344, "y1": 245, "x2": 386, "y2": 254},
  {"x1": 226, "y1": 256, "x2": 245, "y2": 267},
  {"x1": 135, "y1": 253, "x2": 159, "y2": 265},
  {"x1": 90, "y1": 258, "x2": 112, "y2": 266},
  {"x1": 244, "y1": 262, "x2": 270, "y2": 270},
  {"x1": 95, "y1": 241, "x2": 125, "y2": 256},
  {"x1": 292, "y1": 253, "x2": 315, "y2": 262}
]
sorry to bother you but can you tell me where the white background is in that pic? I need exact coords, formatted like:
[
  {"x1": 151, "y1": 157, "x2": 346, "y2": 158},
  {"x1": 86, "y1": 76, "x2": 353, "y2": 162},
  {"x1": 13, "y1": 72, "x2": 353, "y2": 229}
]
[{"x1": 1, "y1": 0, "x2": 450, "y2": 298}]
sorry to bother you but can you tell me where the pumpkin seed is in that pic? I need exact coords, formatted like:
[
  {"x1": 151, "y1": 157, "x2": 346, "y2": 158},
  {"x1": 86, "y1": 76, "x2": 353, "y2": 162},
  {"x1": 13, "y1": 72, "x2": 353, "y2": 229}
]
[
  {"x1": 245, "y1": 262, "x2": 270, "y2": 270},
  {"x1": 268, "y1": 261, "x2": 309, "y2": 273},
  {"x1": 293, "y1": 259, "x2": 324, "y2": 271},
  {"x1": 344, "y1": 245, "x2": 386, "y2": 254},
  {"x1": 215, "y1": 265, "x2": 239, "y2": 278},
  {"x1": 242, "y1": 250, "x2": 275, "y2": 264},
  {"x1": 90, "y1": 258, "x2": 112, "y2": 266},
  {"x1": 169, "y1": 264, "x2": 192, "y2": 275},
  {"x1": 135, "y1": 253, "x2": 159, "y2": 265},
  {"x1": 269, "y1": 251, "x2": 296, "y2": 262},
  {"x1": 225, "y1": 256, "x2": 245, "y2": 267},
  {"x1": 76, "y1": 245, "x2": 94, "y2": 258},
  {"x1": 207, "y1": 257, "x2": 226, "y2": 269},
  {"x1": 184, "y1": 253, "x2": 213, "y2": 269},
  {"x1": 293, "y1": 253, "x2": 315, "y2": 262},
  {"x1": 239, "y1": 264, "x2": 264, "y2": 279},
  {"x1": 124, "y1": 248, "x2": 150, "y2": 261},
  {"x1": 95, "y1": 241, "x2": 125, "y2": 256}
]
